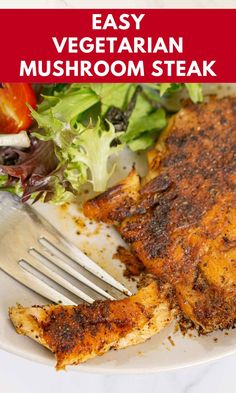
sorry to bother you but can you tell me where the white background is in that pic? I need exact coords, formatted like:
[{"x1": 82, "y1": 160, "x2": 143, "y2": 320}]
[
  {"x1": 0, "y1": 349, "x2": 236, "y2": 393},
  {"x1": 0, "y1": 1, "x2": 235, "y2": 392},
  {"x1": 0, "y1": 0, "x2": 236, "y2": 8}
]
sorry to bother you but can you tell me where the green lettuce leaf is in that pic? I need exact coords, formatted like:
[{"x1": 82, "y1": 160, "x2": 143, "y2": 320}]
[
  {"x1": 0, "y1": 174, "x2": 22, "y2": 196},
  {"x1": 121, "y1": 91, "x2": 166, "y2": 150},
  {"x1": 127, "y1": 133, "x2": 154, "y2": 151},
  {"x1": 0, "y1": 174, "x2": 8, "y2": 187},
  {"x1": 185, "y1": 83, "x2": 203, "y2": 103},
  {"x1": 63, "y1": 119, "x2": 124, "y2": 192},
  {"x1": 31, "y1": 88, "x2": 100, "y2": 150},
  {"x1": 71, "y1": 83, "x2": 136, "y2": 116}
]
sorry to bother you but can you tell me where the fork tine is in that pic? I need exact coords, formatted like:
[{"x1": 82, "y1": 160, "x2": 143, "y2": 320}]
[
  {"x1": 39, "y1": 237, "x2": 132, "y2": 296},
  {"x1": 12, "y1": 263, "x2": 76, "y2": 305},
  {"x1": 21, "y1": 254, "x2": 95, "y2": 304},
  {"x1": 30, "y1": 248, "x2": 115, "y2": 301},
  {"x1": 0, "y1": 191, "x2": 132, "y2": 304}
]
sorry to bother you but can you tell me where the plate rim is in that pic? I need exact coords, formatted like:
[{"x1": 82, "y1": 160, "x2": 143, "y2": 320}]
[{"x1": 1, "y1": 335, "x2": 236, "y2": 374}]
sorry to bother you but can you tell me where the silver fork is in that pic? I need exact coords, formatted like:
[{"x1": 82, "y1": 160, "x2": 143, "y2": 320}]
[{"x1": 0, "y1": 191, "x2": 132, "y2": 305}]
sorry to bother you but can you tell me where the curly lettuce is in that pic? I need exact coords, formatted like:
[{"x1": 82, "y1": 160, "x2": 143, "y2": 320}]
[{"x1": 63, "y1": 120, "x2": 123, "y2": 192}]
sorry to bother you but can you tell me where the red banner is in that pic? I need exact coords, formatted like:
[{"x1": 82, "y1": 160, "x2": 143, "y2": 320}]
[{"x1": 0, "y1": 9, "x2": 235, "y2": 82}]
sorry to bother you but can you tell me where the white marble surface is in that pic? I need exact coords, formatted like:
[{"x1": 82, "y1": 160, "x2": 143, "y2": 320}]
[
  {"x1": 0, "y1": 0, "x2": 235, "y2": 392},
  {"x1": 0, "y1": 349, "x2": 235, "y2": 393},
  {"x1": 0, "y1": 0, "x2": 236, "y2": 8}
]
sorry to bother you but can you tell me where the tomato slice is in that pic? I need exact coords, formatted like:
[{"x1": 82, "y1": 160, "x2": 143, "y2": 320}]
[{"x1": 0, "y1": 83, "x2": 37, "y2": 134}]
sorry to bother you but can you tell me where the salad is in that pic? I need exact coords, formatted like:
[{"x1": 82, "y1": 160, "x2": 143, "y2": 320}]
[{"x1": 0, "y1": 82, "x2": 202, "y2": 204}]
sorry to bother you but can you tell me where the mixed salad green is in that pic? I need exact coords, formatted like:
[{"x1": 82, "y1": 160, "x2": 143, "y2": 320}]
[{"x1": 0, "y1": 83, "x2": 202, "y2": 203}]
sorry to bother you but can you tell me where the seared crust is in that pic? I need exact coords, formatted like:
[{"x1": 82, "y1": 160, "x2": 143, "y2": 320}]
[
  {"x1": 84, "y1": 97, "x2": 236, "y2": 332},
  {"x1": 9, "y1": 282, "x2": 173, "y2": 369},
  {"x1": 113, "y1": 246, "x2": 145, "y2": 277},
  {"x1": 83, "y1": 168, "x2": 141, "y2": 224}
]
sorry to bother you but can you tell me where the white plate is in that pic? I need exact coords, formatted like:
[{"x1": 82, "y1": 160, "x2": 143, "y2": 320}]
[{"x1": 0, "y1": 84, "x2": 236, "y2": 374}]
